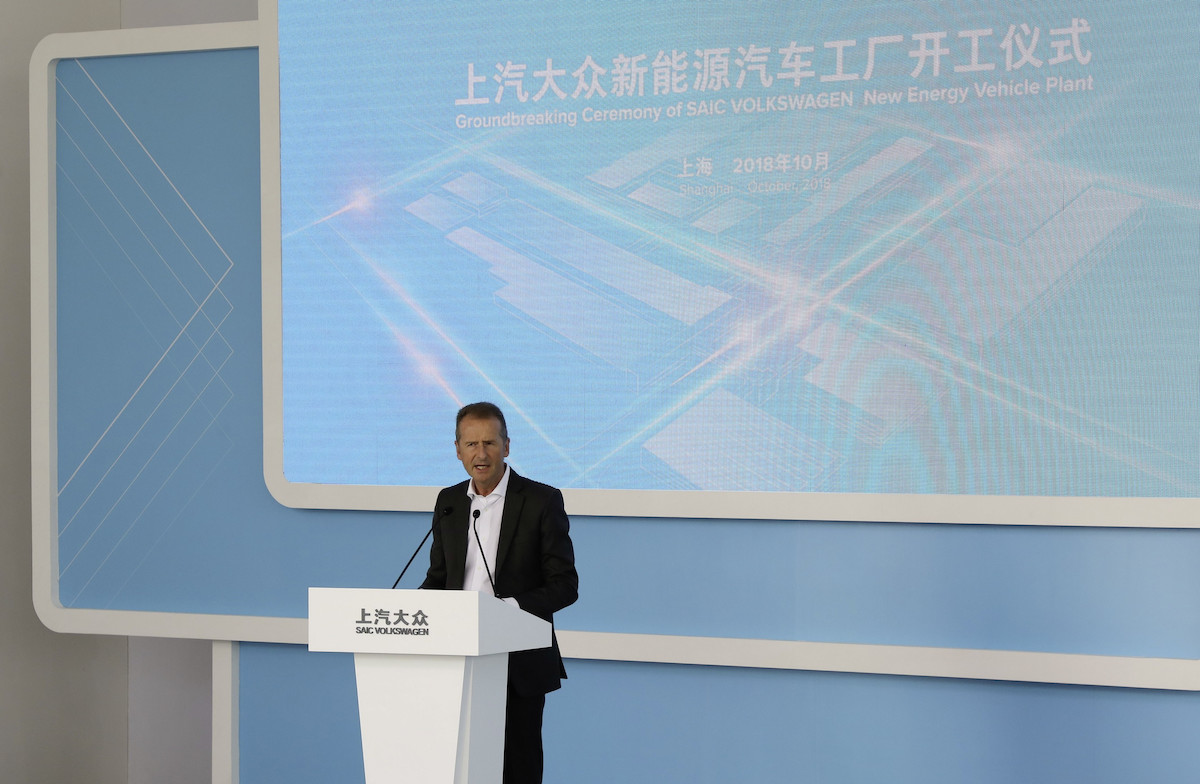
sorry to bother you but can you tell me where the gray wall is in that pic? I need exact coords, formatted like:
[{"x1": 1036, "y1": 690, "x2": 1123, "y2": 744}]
[
  {"x1": 1, "y1": 4, "x2": 126, "y2": 783},
  {"x1": 122, "y1": 0, "x2": 256, "y2": 28},
  {"x1": 128, "y1": 638, "x2": 213, "y2": 784}
]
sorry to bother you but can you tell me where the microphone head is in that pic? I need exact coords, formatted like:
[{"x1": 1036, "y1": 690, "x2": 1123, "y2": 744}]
[
  {"x1": 440, "y1": 506, "x2": 453, "y2": 517},
  {"x1": 472, "y1": 508, "x2": 481, "y2": 520}
]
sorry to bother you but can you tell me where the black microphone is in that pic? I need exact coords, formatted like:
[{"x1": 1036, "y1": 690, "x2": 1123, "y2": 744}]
[
  {"x1": 390, "y1": 505, "x2": 450, "y2": 589},
  {"x1": 471, "y1": 508, "x2": 498, "y2": 598}
]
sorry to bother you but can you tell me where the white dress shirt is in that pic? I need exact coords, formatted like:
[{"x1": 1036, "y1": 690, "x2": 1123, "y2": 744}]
[{"x1": 464, "y1": 466, "x2": 519, "y2": 607}]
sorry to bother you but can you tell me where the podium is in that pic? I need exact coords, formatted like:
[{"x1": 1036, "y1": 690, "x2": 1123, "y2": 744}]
[{"x1": 308, "y1": 587, "x2": 551, "y2": 784}]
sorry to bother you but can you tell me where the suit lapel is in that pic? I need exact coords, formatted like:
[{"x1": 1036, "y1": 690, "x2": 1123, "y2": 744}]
[
  {"x1": 496, "y1": 469, "x2": 524, "y2": 577},
  {"x1": 446, "y1": 482, "x2": 471, "y2": 589}
]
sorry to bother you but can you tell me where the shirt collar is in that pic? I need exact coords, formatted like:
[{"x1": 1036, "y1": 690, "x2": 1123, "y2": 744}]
[{"x1": 468, "y1": 464, "x2": 510, "y2": 502}]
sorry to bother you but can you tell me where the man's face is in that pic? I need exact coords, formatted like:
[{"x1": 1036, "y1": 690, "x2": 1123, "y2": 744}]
[{"x1": 455, "y1": 415, "x2": 510, "y2": 495}]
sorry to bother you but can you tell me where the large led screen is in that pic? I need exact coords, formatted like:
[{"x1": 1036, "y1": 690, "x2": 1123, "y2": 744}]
[{"x1": 266, "y1": 0, "x2": 1198, "y2": 518}]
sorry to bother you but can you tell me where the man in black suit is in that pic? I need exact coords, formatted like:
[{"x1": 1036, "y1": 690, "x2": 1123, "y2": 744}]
[{"x1": 421, "y1": 402, "x2": 578, "y2": 784}]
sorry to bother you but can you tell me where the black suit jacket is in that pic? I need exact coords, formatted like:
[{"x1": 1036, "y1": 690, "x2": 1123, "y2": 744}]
[{"x1": 420, "y1": 469, "x2": 578, "y2": 696}]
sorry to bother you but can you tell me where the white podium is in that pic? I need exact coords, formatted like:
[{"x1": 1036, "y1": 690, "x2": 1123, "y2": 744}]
[{"x1": 308, "y1": 587, "x2": 551, "y2": 784}]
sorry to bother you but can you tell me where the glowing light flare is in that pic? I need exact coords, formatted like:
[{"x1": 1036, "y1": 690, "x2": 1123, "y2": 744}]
[
  {"x1": 347, "y1": 188, "x2": 373, "y2": 213},
  {"x1": 284, "y1": 190, "x2": 375, "y2": 238},
  {"x1": 384, "y1": 322, "x2": 459, "y2": 405},
  {"x1": 349, "y1": 248, "x2": 583, "y2": 474}
]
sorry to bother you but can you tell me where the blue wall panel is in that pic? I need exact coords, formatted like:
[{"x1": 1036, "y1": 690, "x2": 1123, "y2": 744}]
[
  {"x1": 550, "y1": 660, "x2": 1200, "y2": 784},
  {"x1": 239, "y1": 644, "x2": 365, "y2": 783},
  {"x1": 241, "y1": 647, "x2": 1200, "y2": 784}
]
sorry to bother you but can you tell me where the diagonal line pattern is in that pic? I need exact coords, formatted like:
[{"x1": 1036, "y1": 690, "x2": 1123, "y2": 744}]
[{"x1": 54, "y1": 56, "x2": 241, "y2": 606}]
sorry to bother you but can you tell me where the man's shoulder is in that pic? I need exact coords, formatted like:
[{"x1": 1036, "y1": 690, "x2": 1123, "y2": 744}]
[
  {"x1": 437, "y1": 480, "x2": 471, "y2": 498},
  {"x1": 507, "y1": 470, "x2": 562, "y2": 500}
]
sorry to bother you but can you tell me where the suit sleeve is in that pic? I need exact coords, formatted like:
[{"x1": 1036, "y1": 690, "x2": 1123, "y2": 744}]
[
  {"x1": 419, "y1": 491, "x2": 452, "y2": 590},
  {"x1": 510, "y1": 486, "x2": 578, "y2": 620}
]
